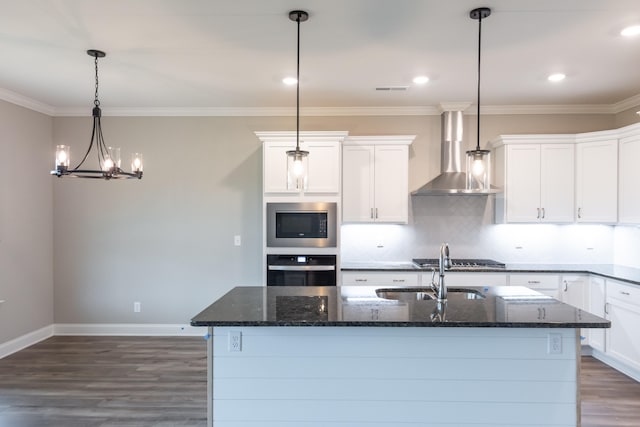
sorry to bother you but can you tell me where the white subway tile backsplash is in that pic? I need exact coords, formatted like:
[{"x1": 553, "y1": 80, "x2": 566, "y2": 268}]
[{"x1": 342, "y1": 196, "x2": 620, "y2": 265}]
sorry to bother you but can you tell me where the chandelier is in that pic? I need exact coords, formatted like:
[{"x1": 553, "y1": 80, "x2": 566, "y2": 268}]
[{"x1": 51, "y1": 49, "x2": 143, "y2": 180}]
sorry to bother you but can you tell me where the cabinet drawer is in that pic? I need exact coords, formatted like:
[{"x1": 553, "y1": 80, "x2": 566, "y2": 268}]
[
  {"x1": 509, "y1": 274, "x2": 559, "y2": 289},
  {"x1": 341, "y1": 272, "x2": 419, "y2": 286},
  {"x1": 422, "y1": 272, "x2": 507, "y2": 287},
  {"x1": 607, "y1": 280, "x2": 640, "y2": 306}
]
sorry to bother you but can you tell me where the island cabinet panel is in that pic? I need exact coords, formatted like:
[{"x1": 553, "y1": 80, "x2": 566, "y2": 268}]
[{"x1": 210, "y1": 326, "x2": 579, "y2": 427}]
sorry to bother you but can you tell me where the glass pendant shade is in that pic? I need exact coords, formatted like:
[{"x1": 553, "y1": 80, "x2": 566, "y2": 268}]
[
  {"x1": 286, "y1": 148, "x2": 308, "y2": 190},
  {"x1": 55, "y1": 145, "x2": 70, "y2": 171},
  {"x1": 466, "y1": 149, "x2": 491, "y2": 191},
  {"x1": 131, "y1": 153, "x2": 144, "y2": 173}
]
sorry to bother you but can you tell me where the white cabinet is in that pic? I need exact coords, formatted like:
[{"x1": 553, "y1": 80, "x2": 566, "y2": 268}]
[
  {"x1": 258, "y1": 131, "x2": 347, "y2": 194},
  {"x1": 605, "y1": 280, "x2": 640, "y2": 372},
  {"x1": 492, "y1": 136, "x2": 575, "y2": 223},
  {"x1": 575, "y1": 135, "x2": 618, "y2": 223},
  {"x1": 341, "y1": 271, "x2": 419, "y2": 287},
  {"x1": 561, "y1": 275, "x2": 591, "y2": 345},
  {"x1": 342, "y1": 136, "x2": 414, "y2": 223},
  {"x1": 618, "y1": 130, "x2": 640, "y2": 224},
  {"x1": 509, "y1": 273, "x2": 561, "y2": 299},
  {"x1": 588, "y1": 276, "x2": 606, "y2": 352}
]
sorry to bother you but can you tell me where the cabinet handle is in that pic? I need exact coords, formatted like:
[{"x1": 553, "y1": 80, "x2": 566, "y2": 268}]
[
  {"x1": 537, "y1": 208, "x2": 541, "y2": 219},
  {"x1": 620, "y1": 291, "x2": 631, "y2": 296},
  {"x1": 541, "y1": 208, "x2": 546, "y2": 219},
  {"x1": 578, "y1": 207, "x2": 582, "y2": 219},
  {"x1": 375, "y1": 208, "x2": 379, "y2": 219},
  {"x1": 528, "y1": 280, "x2": 541, "y2": 284},
  {"x1": 604, "y1": 303, "x2": 609, "y2": 315},
  {"x1": 563, "y1": 280, "x2": 568, "y2": 292},
  {"x1": 355, "y1": 278, "x2": 368, "y2": 282},
  {"x1": 370, "y1": 208, "x2": 374, "y2": 219}
]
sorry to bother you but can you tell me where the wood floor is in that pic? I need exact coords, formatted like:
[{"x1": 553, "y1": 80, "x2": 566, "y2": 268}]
[{"x1": 0, "y1": 337, "x2": 639, "y2": 427}]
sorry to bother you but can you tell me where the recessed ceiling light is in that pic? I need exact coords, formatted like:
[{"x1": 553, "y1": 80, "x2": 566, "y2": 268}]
[
  {"x1": 412, "y1": 75, "x2": 429, "y2": 84},
  {"x1": 282, "y1": 77, "x2": 297, "y2": 85},
  {"x1": 621, "y1": 25, "x2": 640, "y2": 37},
  {"x1": 548, "y1": 73, "x2": 566, "y2": 82}
]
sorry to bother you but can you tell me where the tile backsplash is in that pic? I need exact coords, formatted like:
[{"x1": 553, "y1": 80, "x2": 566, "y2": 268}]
[{"x1": 341, "y1": 195, "x2": 619, "y2": 265}]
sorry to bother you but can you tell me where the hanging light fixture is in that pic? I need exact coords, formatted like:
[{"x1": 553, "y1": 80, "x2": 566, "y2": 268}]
[
  {"x1": 466, "y1": 7, "x2": 491, "y2": 191},
  {"x1": 286, "y1": 10, "x2": 309, "y2": 190},
  {"x1": 51, "y1": 49, "x2": 143, "y2": 180}
]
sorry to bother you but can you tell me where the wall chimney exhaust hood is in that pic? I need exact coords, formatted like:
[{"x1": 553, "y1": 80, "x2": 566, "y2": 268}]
[{"x1": 411, "y1": 110, "x2": 501, "y2": 196}]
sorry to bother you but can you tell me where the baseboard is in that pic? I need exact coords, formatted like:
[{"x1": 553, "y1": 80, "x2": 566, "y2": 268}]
[
  {"x1": 591, "y1": 348, "x2": 640, "y2": 383},
  {"x1": 54, "y1": 323, "x2": 206, "y2": 336},
  {"x1": 0, "y1": 325, "x2": 54, "y2": 359}
]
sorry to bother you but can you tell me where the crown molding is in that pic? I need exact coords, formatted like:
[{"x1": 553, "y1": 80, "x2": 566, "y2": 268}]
[
  {"x1": 0, "y1": 88, "x2": 55, "y2": 115},
  {"x1": 2, "y1": 87, "x2": 639, "y2": 117}
]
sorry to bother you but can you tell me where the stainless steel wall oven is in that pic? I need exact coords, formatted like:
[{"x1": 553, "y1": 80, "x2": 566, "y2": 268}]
[{"x1": 266, "y1": 254, "x2": 337, "y2": 286}]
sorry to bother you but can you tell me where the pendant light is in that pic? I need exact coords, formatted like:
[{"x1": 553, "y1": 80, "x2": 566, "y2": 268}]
[
  {"x1": 286, "y1": 10, "x2": 309, "y2": 190},
  {"x1": 466, "y1": 7, "x2": 491, "y2": 191},
  {"x1": 51, "y1": 50, "x2": 143, "y2": 180}
]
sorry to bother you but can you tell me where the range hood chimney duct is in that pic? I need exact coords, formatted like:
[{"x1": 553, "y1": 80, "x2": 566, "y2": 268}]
[{"x1": 411, "y1": 109, "x2": 500, "y2": 195}]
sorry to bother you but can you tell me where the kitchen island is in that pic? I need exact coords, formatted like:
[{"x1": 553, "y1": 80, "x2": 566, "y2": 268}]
[{"x1": 191, "y1": 285, "x2": 609, "y2": 427}]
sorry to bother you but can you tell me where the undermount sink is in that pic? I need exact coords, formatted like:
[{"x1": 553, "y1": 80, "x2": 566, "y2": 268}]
[{"x1": 375, "y1": 287, "x2": 486, "y2": 301}]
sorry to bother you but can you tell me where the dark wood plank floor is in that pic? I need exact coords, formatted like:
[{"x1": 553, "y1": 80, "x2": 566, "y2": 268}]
[
  {"x1": 1, "y1": 336, "x2": 639, "y2": 426},
  {"x1": 0, "y1": 336, "x2": 207, "y2": 427}
]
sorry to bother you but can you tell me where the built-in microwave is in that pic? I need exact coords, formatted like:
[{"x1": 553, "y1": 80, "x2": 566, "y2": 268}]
[{"x1": 266, "y1": 202, "x2": 337, "y2": 248}]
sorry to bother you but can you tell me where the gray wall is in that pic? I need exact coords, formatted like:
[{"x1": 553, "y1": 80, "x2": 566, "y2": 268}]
[{"x1": 0, "y1": 100, "x2": 53, "y2": 344}]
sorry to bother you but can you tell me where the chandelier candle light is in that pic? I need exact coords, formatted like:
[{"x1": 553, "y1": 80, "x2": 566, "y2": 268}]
[
  {"x1": 466, "y1": 7, "x2": 491, "y2": 191},
  {"x1": 286, "y1": 10, "x2": 309, "y2": 190},
  {"x1": 52, "y1": 50, "x2": 143, "y2": 180}
]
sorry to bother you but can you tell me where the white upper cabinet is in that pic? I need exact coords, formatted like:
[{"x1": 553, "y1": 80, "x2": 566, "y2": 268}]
[
  {"x1": 618, "y1": 128, "x2": 640, "y2": 224},
  {"x1": 258, "y1": 131, "x2": 347, "y2": 194},
  {"x1": 575, "y1": 132, "x2": 618, "y2": 223},
  {"x1": 342, "y1": 136, "x2": 414, "y2": 224},
  {"x1": 492, "y1": 136, "x2": 575, "y2": 223}
]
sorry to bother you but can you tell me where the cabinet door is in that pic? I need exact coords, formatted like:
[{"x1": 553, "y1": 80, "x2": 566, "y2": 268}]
[
  {"x1": 263, "y1": 141, "x2": 297, "y2": 193},
  {"x1": 342, "y1": 146, "x2": 375, "y2": 222},
  {"x1": 374, "y1": 145, "x2": 409, "y2": 223},
  {"x1": 561, "y1": 274, "x2": 589, "y2": 345},
  {"x1": 305, "y1": 141, "x2": 340, "y2": 193},
  {"x1": 606, "y1": 280, "x2": 640, "y2": 372},
  {"x1": 588, "y1": 276, "x2": 606, "y2": 352},
  {"x1": 506, "y1": 145, "x2": 541, "y2": 222},
  {"x1": 576, "y1": 140, "x2": 618, "y2": 223},
  {"x1": 540, "y1": 144, "x2": 574, "y2": 223},
  {"x1": 619, "y1": 134, "x2": 640, "y2": 224}
]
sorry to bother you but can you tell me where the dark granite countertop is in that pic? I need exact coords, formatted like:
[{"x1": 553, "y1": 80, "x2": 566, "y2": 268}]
[
  {"x1": 341, "y1": 262, "x2": 640, "y2": 286},
  {"x1": 191, "y1": 285, "x2": 610, "y2": 328}
]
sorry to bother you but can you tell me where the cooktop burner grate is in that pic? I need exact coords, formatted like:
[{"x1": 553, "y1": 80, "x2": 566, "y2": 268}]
[{"x1": 412, "y1": 258, "x2": 506, "y2": 269}]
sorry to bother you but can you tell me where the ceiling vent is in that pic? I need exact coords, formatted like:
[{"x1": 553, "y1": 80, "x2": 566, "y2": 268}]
[{"x1": 375, "y1": 86, "x2": 409, "y2": 91}]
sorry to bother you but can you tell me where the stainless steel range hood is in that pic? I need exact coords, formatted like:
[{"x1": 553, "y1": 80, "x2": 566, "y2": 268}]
[{"x1": 412, "y1": 110, "x2": 500, "y2": 196}]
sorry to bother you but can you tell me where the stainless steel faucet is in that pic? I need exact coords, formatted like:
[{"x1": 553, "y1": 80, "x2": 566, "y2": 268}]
[{"x1": 432, "y1": 243, "x2": 451, "y2": 301}]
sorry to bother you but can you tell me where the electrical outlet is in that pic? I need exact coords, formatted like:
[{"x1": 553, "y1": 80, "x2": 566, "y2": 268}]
[
  {"x1": 234, "y1": 235, "x2": 241, "y2": 246},
  {"x1": 134, "y1": 302, "x2": 141, "y2": 313},
  {"x1": 548, "y1": 333, "x2": 562, "y2": 354},
  {"x1": 229, "y1": 331, "x2": 242, "y2": 352}
]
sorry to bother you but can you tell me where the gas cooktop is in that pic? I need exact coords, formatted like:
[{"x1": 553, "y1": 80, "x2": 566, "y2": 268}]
[{"x1": 412, "y1": 258, "x2": 506, "y2": 270}]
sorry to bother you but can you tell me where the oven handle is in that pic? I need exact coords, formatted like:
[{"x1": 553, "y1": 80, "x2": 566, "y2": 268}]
[{"x1": 268, "y1": 265, "x2": 336, "y2": 271}]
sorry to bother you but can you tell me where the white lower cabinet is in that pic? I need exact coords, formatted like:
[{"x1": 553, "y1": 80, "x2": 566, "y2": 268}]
[
  {"x1": 509, "y1": 274, "x2": 561, "y2": 299},
  {"x1": 561, "y1": 275, "x2": 591, "y2": 345},
  {"x1": 341, "y1": 271, "x2": 419, "y2": 286},
  {"x1": 588, "y1": 276, "x2": 606, "y2": 352},
  {"x1": 605, "y1": 279, "x2": 640, "y2": 372}
]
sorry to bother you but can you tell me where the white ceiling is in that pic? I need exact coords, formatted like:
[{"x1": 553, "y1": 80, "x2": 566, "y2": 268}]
[{"x1": 1, "y1": 0, "x2": 640, "y2": 115}]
